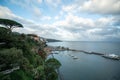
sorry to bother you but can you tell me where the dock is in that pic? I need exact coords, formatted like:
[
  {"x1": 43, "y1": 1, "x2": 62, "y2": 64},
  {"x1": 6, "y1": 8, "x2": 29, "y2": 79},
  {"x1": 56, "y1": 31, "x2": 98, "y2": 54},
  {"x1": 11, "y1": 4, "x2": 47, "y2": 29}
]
[{"x1": 49, "y1": 46, "x2": 120, "y2": 61}]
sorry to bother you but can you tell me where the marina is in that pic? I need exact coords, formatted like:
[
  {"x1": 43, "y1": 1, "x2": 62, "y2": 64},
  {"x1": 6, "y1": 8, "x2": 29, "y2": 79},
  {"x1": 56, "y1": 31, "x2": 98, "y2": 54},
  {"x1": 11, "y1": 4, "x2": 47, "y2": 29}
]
[
  {"x1": 49, "y1": 46, "x2": 120, "y2": 61},
  {"x1": 48, "y1": 41, "x2": 120, "y2": 80}
]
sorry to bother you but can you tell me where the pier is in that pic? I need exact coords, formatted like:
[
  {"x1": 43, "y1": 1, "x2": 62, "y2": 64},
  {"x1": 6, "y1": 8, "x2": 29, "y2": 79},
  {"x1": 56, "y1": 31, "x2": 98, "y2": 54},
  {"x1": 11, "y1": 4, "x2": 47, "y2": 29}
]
[{"x1": 49, "y1": 46, "x2": 120, "y2": 61}]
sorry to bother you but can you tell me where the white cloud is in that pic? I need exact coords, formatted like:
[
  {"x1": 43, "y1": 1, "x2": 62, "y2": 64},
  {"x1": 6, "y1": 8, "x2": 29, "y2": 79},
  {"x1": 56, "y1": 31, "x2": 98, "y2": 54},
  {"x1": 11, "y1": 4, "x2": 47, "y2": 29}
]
[
  {"x1": 45, "y1": 0, "x2": 61, "y2": 8},
  {"x1": 61, "y1": 0, "x2": 120, "y2": 15},
  {"x1": 0, "y1": 6, "x2": 15, "y2": 18},
  {"x1": 42, "y1": 16, "x2": 51, "y2": 20},
  {"x1": 54, "y1": 16, "x2": 59, "y2": 20},
  {"x1": 53, "y1": 11, "x2": 64, "y2": 20},
  {"x1": 54, "y1": 13, "x2": 94, "y2": 29},
  {"x1": 55, "y1": 28, "x2": 81, "y2": 40},
  {"x1": 0, "y1": 6, "x2": 42, "y2": 32},
  {"x1": 62, "y1": 5, "x2": 77, "y2": 12},
  {"x1": 80, "y1": 0, "x2": 120, "y2": 15},
  {"x1": 37, "y1": 0, "x2": 42, "y2": 4},
  {"x1": 0, "y1": 6, "x2": 59, "y2": 39},
  {"x1": 95, "y1": 17, "x2": 114, "y2": 28},
  {"x1": 0, "y1": 5, "x2": 120, "y2": 41},
  {"x1": 53, "y1": 13, "x2": 120, "y2": 41},
  {"x1": 33, "y1": 7, "x2": 42, "y2": 16}
]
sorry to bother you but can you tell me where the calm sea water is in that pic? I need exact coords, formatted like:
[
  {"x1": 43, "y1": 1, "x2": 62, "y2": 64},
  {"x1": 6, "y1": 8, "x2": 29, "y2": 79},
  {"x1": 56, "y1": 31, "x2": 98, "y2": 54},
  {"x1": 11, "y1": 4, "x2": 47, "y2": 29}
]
[{"x1": 47, "y1": 41, "x2": 120, "y2": 80}]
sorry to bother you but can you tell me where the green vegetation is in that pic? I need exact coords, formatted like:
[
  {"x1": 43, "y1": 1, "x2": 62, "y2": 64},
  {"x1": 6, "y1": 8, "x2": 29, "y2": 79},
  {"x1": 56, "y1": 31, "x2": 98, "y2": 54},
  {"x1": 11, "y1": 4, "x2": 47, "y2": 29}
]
[
  {"x1": 0, "y1": 18, "x2": 23, "y2": 31},
  {"x1": 0, "y1": 18, "x2": 61, "y2": 80},
  {"x1": 46, "y1": 38, "x2": 62, "y2": 42}
]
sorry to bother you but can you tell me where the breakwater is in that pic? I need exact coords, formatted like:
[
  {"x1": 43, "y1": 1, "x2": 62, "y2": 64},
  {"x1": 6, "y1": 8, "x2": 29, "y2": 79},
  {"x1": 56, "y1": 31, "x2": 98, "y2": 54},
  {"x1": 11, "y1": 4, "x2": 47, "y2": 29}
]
[{"x1": 49, "y1": 46, "x2": 120, "y2": 61}]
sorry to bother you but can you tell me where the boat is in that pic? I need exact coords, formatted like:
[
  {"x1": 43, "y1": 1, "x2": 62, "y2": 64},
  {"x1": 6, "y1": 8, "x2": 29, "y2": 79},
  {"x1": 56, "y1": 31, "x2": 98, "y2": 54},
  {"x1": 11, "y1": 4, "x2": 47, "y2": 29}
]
[
  {"x1": 68, "y1": 54, "x2": 74, "y2": 57},
  {"x1": 73, "y1": 56, "x2": 78, "y2": 59},
  {"x1": 71, "y1": 55, "x2": 74, "y2": 57},
  {"x1": 102, "y1": 54, "x2": 120, "y2": 60}
]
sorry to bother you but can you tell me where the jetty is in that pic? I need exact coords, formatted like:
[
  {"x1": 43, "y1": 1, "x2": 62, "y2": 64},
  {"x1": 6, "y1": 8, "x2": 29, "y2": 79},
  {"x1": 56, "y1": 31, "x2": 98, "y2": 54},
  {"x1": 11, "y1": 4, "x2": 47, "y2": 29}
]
[
  {"x1": 90, "y1": 52, "x2": 104, "y2": 55},
  {"x1": 48, "y1": 46, "x2": 120, "y2": 61}
]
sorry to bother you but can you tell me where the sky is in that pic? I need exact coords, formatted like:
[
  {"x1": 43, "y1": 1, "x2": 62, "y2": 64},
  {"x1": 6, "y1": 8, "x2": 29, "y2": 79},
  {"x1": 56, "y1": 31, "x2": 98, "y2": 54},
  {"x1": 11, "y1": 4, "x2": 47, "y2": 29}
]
[{"x1": 0, "y1": 0, "x2": 120, "y2": 41}]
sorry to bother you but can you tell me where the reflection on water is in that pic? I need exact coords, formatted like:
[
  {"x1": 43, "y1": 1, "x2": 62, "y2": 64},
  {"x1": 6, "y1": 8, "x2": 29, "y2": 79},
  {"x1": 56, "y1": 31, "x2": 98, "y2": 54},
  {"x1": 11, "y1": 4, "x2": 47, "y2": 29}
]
[{"x1": 48, "y1": 41, "x2": 120, "y2": 80}]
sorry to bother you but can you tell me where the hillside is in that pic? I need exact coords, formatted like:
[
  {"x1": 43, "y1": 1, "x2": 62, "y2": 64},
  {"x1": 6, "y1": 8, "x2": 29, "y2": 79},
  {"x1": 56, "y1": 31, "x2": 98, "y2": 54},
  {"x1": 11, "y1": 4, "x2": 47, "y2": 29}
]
[
  {"x1": 0, "y1": 19, "x2": 61, "y2": 80},
  {"x1": 46, "y1": 38, "x2": 62, "y2": 42}
]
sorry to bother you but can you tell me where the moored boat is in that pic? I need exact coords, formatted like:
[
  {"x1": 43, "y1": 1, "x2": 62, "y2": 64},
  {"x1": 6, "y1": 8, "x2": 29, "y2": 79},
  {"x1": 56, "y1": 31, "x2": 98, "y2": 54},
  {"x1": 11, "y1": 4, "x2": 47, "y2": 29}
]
[
  {"x1": 102, "y1": 54, "x2": 120, "y2": 60},
  {"x1": 73, "y1": 56, "x2": 78, "y2": 59}
]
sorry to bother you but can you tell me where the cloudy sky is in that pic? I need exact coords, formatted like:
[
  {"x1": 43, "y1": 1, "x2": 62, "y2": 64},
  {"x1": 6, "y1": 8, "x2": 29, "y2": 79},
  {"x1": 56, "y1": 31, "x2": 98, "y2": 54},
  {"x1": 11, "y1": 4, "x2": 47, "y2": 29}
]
[{"x1": 0, "y1": 0, "x2": 120, "y2": 41}]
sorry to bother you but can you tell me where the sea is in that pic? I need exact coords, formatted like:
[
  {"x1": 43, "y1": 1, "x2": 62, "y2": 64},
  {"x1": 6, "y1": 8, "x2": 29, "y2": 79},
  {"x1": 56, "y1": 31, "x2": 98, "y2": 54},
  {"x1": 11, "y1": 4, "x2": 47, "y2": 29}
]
[{"x1": 47, "y1": 41, "x2": 120, "y2": 80}]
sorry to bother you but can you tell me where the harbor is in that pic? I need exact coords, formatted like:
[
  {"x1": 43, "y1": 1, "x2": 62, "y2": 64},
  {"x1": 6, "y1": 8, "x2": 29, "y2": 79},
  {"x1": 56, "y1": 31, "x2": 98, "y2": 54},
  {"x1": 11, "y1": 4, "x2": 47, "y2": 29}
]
[
  {"x1": 49, "y1": 46, "x2": 120, "y2": 61},
  {"x1": 47, "y1": 41, "x2": 120, "y2": 80}
]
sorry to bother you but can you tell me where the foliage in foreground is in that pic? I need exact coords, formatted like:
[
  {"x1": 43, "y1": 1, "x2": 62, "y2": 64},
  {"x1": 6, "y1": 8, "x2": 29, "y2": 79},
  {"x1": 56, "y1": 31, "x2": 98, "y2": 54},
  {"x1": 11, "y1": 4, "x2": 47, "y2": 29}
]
[{"x1": 0, "y1": 19, "x2": 61, "y2": 80}]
